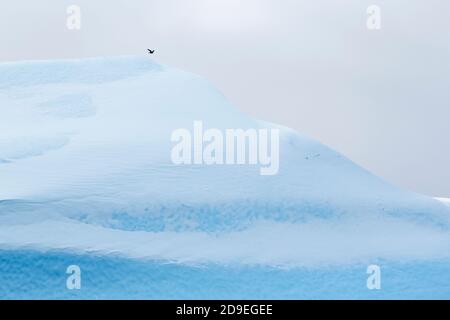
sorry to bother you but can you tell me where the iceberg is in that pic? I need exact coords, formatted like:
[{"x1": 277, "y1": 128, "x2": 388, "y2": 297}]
[{"x1": 0, "y1": 56, "x2": 449, "y2": 299}]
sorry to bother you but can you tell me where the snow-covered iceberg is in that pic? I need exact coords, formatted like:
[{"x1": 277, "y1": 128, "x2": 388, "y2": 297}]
[{"x1": 0, "y1": 56, "x2": 449, "y2": 299}]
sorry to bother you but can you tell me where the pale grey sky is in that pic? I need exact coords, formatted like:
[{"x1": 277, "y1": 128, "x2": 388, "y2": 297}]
[{"x1": 0, "y1": 0, "x2": 449, "y2": 196}]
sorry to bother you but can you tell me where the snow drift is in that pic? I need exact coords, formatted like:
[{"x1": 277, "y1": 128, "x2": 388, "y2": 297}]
[{"x1": 0, "y1": 56, "x2": 449, "y2": 299}]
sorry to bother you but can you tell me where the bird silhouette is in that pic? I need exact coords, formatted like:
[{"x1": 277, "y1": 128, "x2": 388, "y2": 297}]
[{"x1": 147, "y1": 49, "x2": 155, "y2": 54}]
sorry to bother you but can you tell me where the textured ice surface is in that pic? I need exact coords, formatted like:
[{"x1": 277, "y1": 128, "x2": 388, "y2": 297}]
[
  {"x1": 1, "y1": 250, "x2": 449, "y2": 300},
  {"x1": 0, "y1": 56, "x2": 449, "y2": 299}
]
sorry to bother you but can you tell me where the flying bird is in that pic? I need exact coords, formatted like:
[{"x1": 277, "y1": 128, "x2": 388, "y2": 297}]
[{"x1": 147, "y1": 49, "x2": 155, "y2": 54}]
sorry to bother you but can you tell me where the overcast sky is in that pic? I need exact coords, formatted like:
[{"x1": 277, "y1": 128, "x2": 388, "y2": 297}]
[{"x1": 0, "y1": 0, "x2": 449, "y2": 196}]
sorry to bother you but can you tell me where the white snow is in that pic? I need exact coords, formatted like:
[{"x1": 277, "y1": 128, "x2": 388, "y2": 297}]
[
  {"x1": 0, "y1": 55, "x2": 449, "y2": 268},
  {"x1": 0, "y1": 218, "x2": 449, "y2": 267},
  {"x1": 436, "y1": 197, "x2": 450, "y2": 208}
]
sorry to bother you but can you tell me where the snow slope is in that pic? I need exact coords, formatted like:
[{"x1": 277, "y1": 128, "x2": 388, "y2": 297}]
[
  {"x1": 0, "y1": 56, "x2": 449, "y2": 299},
  {"x1": 437, "y1": 198, "x2": 450, "y2": 208}
]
